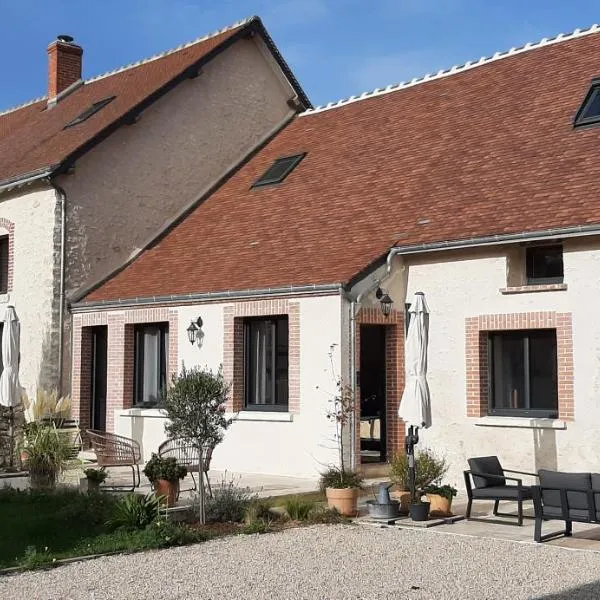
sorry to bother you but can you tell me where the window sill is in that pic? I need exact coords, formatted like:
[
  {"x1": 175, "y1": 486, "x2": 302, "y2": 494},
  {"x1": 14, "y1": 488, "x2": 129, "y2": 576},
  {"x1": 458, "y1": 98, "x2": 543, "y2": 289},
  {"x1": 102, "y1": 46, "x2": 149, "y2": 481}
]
[
  {"x1": 117, "y1": 408, "x2": 166, "y2": 418},
  {"x1": 235, "y1": 411, "x2": 293, "y2": 423},
  {"x1": 474, "y1": 416, "x2": 566, "y2": 430},
  {"x1": 499, "y1": 284, "x2": 567, "y2": 295}
]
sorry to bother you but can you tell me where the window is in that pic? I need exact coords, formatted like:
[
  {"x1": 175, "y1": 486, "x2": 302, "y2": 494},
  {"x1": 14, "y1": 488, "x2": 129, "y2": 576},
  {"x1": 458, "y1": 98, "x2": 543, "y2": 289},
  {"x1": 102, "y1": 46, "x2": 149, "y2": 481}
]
[
  {"x1": 134, "y1": 323, "x2": 168, "y2": 406},
  {"x1": 252, "y1": 153, "x2": 306, "y2": 188},
  {"x1": 64, "y1": 96, "x2": 115, "y2": 129},
  {"x1": 0, "y1": 236, "x2": 8, "y2": 294},
  {"x1": 574, "y1": 82, "x2": 600, "y2": 127},
  {"x1": 0, "y1": 323, "x2": 3, "y2": 374},
  {"x1": 489, "y1": 329, "x2": 558, "y2": 417},
  {"x1": 244, "y1": 316, "x2": 289, "y2": 410},
  {"x1": 526, "y1": 245, "x2": 563, "y2": 285}
]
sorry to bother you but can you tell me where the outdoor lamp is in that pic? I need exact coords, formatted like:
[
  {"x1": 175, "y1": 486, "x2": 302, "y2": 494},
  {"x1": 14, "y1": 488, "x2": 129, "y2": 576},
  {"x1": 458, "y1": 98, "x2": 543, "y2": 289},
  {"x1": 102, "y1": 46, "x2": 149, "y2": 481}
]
[
  {"x1": 375, "y1": 287, "x2": 394, "y2": 317},
  {"x1": 187, "y1": 317, "x2": 204, "y2": 346}
]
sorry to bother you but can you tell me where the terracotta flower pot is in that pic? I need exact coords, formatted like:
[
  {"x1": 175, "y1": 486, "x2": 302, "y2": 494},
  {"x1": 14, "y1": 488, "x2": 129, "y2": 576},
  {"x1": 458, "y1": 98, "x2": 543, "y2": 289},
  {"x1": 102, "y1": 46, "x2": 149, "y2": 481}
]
[
  {"x1": 326, "y1": 487, "x2": 359, "y2": 517},
  {"x1": 426, "y1": 493, "x2": 453, "y2": 517},
  {"x1": 155, "y1": 479, "x2": 179, "y2": 507},
  {"x1": 20, "y1": 451, "x2": 29, "y2": 470}
]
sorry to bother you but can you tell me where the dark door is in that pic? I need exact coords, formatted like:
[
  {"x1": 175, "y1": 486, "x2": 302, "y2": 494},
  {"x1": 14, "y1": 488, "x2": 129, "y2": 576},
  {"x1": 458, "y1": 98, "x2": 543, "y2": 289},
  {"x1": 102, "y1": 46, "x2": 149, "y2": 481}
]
[
  {"x1": 359, "y1": 325, "x2": 387, "y2": 463},
  {"x1": 90, "y1": 326, "x2": 108, "y2": 431}
]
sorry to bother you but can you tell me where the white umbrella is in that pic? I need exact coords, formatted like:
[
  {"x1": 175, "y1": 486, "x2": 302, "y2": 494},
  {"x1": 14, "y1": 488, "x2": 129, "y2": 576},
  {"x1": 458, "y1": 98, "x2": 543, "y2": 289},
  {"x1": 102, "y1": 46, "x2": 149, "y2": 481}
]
[
  {"x1": 0, "y1": 306, "x2": 20, "y2": 469},
  {"x1": 398, "y1": 292, "x2": 431, "y2": 507},
  {"x1": 399, "y1": 292, "x2": 432, "y2": 428}
]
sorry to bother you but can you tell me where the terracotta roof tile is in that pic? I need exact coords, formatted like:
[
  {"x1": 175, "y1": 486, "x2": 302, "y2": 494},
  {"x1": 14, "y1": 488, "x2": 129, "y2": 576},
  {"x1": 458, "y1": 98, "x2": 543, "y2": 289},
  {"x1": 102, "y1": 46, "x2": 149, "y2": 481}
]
[{"x1": 85, "y1": 27, "x2": 600, "y2": 302}]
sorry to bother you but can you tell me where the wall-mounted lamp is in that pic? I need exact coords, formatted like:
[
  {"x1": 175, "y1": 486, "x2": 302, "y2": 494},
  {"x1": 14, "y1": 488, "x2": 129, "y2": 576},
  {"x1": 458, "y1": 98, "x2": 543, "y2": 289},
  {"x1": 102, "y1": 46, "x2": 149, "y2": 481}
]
[
  {"x1": 187, "y1": 317, "x2": 204, "y2": 347},
  {"x1": 375, "y1": 287, "x2": 394, "y2": 317}
]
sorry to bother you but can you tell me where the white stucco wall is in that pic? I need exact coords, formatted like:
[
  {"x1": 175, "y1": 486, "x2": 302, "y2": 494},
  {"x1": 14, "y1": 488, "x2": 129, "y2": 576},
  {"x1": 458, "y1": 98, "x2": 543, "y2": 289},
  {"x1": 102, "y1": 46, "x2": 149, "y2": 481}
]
[
  {"x1": 384, "y1": 239, "x2": 600, "y2": 489},
  {"x1": 115, "y1": 294, "x2": 343, "y2": 478},
  {"x1": 0, "y1": 185, "x2": 58, "y2": 400}
]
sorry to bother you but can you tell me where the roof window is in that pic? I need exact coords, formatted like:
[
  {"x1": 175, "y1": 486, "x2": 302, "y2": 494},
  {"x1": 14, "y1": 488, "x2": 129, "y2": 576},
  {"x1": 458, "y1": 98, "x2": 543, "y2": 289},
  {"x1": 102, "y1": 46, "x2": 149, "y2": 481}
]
[
  {"x1": 64, "y1": 96, "x2": 115, "y2": 129},
  {"x1": 574, "y1": 82, "x2": 600, "y2": 127},
  {"x1": 252, "y1": 153, "x2": 306, "y2": 188}
]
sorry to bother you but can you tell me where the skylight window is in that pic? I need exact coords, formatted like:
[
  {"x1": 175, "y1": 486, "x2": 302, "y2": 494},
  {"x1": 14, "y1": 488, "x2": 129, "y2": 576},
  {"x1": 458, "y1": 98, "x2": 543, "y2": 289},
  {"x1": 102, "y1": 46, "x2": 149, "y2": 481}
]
[
  {"x1": 574, "y1": 82, "x2": 600, "y2": 127},
  {"x1": 64, "y1": 96, "x2": 116, "y2": 129},
  {"x1": 252, "y1": 153, "x2": 306, "y2": 188}
]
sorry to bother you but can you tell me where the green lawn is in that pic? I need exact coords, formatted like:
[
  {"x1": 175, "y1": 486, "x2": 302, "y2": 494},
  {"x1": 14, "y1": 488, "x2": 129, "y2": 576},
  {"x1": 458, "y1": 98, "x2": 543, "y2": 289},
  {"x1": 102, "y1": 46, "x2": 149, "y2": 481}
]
[{"x1": 0, "y1": 488, "x2": 207, "y2": 570}]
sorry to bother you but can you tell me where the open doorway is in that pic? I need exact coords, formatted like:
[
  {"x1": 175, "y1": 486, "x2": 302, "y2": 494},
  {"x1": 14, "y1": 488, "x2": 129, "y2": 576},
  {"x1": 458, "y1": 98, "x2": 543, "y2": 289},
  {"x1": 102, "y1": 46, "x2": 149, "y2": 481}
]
[
  {"x1": 359, "y1": 324, "x2": 387, "y2": 463},
  {"x1": 90, "y1": 326, "x2": 108, "y2": 431}
]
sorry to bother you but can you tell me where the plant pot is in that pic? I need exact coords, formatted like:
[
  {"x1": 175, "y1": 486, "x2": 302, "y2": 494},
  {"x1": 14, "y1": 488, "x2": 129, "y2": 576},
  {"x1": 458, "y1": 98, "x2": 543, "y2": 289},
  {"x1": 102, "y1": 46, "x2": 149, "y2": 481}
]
[
  {"x1": 409, "y1": 502, "x2": 430, "y2": 522},
  {"x1": 155, "y1": 479, "x2": 179, "y2": 507},
  {"x1": 426, "y1": 494, "x2": 452, "y2": 517},
  {"x1": 29, "y1": 470, "x2": 56, "y2": 491},
  {"x1": 390, "y1": 490, "x2": 411, "y2": 515},
  {"x1": 79, "y1": 478, "x2": 101, "y2": 494},
  {"x1": 20, "y1": 451, "x2": 29, "y2": 471},
  {"x1": 326, "y1": 487, "x2": 359, "y2": 517}
]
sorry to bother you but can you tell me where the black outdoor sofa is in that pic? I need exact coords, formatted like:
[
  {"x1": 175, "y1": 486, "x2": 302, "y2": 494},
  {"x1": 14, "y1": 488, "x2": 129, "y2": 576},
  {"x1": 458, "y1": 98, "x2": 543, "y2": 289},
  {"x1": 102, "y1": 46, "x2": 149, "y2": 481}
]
[
  {"x1": 464, "y1": 456, "x2": 537, "y2": 526},
  {"x1": 532, "y1": 469, "x2": 600, "y2": 543}
]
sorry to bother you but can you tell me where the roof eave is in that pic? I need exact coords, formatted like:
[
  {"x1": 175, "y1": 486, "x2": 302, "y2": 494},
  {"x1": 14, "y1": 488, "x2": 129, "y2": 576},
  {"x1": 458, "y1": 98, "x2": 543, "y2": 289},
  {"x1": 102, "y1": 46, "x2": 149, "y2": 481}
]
[{"x1": 0, "y1": 166, "x2": 57, "y2": 194}]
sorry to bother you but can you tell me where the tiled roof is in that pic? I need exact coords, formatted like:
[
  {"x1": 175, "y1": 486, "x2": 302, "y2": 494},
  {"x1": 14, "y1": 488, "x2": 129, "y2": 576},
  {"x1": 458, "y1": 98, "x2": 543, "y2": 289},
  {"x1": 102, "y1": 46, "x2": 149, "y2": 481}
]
[
  {"x1": 84, "y1": 25, "x2": 600, "y2": 303},
  {"x1": 0, "y1": 16, "x2": 309, "y2": 190}
]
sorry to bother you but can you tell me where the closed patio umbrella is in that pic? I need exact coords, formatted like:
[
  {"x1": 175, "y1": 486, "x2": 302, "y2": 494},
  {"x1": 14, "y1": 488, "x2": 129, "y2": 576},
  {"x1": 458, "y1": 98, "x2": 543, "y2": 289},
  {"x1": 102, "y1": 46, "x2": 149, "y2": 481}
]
[
  {"x1": 398, "y1": 292, "x2": 431, "y2": 504},
  {"x1": 0, "y1": 306, "x2": 20, "y2": 469}
]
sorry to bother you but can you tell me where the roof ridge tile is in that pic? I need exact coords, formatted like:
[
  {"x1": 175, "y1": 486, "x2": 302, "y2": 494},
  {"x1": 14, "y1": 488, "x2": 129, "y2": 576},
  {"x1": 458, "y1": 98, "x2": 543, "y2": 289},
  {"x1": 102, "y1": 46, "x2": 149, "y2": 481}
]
[
  {"x1": 300, "y1": 23, "x2": 600, "y2": 116},
  {"x1": 0, "y1": 95, "x2": 46, "y2": 117},
  {"x1": 85, "y1": 15, "x2": 256, "y2": 84}
]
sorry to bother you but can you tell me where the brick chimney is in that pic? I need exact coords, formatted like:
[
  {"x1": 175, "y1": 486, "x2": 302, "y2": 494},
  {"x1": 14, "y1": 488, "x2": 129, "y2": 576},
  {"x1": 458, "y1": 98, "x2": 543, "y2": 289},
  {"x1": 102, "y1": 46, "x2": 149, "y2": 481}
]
[{"x1": 47, "y1": 35, "x2": 83, "y2": 104}]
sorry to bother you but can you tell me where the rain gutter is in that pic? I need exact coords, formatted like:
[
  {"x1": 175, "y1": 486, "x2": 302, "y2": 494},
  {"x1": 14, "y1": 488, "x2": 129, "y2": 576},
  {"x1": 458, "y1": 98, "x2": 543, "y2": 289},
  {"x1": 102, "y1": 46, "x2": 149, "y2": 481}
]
[
  {"x1": 385, "y1": 223, "x2": 600, "y2": 272},
  {"x1": 0, "y1": 167, "x2": 55, "y2": 194},
  {"x1": 70, "y1": 283, "x2": 344, "y2": 313}
]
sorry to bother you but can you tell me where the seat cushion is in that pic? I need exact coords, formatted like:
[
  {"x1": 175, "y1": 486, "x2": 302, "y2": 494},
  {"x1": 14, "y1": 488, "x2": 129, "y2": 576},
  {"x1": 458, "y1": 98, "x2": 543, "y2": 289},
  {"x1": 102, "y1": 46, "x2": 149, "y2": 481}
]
[
  {"x1": 468, "y1": 456, "x2": 506, "y2": 488},
  {"x1": 542, "y1": 505, "x2": 592, "y2": 522},
  {"x1": 471, "y1": 485, "x2": 533, "y2": 500},
  {"x1": 538, "y1": 470, "x2": 591, "y2": 512}
]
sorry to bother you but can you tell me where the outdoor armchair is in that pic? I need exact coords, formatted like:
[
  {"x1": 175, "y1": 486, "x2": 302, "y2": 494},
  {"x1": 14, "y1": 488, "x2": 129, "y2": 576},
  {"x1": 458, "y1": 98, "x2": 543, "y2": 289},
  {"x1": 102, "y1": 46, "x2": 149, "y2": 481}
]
[
  {"x1": 464, "y1": 456, "x2": 537, "y2": 526},
  {"x1": 86, "y1": 429, "x2": 141, "y2": 491},
  {"x1": 158, "y1": 438, "x2": 214, "y2": 497}
]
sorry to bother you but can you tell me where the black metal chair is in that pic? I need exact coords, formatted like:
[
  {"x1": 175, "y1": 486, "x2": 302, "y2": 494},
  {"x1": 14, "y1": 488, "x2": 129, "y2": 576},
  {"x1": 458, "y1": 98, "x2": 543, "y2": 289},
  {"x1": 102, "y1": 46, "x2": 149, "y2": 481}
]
[
  {"x1": 464, "y1": 456, "x2": 537, "y2": 526},
  {"x1": 158, "y1": 438, "x2": 213, "y2": 497}
]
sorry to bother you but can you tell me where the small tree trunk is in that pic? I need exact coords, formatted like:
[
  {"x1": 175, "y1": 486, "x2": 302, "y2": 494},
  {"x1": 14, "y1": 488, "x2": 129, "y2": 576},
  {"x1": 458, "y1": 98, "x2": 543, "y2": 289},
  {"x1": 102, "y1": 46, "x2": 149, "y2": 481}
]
[{"x1": 197, "y1": 438, "x2": 206, "y2": 525}]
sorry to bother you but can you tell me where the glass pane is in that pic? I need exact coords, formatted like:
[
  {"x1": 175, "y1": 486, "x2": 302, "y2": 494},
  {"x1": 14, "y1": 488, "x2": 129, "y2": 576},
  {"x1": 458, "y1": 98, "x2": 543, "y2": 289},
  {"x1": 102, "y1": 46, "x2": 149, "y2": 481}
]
[
  {"x1": 529, "y1": 331, "x2": 558, "y2": 411},
  {"x1": 582, "y1": 89, "x2": 600, "y2": 120},
  {"x1": 248, "y1": 320, "x2": 274, "y2": 405},
  {"x1": 135, "y1": 323, "x2": 168, "y2": 406},
  {"x1": 491, "y1": 334, "x2": 526, "y2": 410},
  {"x1": 275, "y1": 318, "x2": 289, "y2": 408},
  {"x1": 526, "y1": 246, "x2": 563, "y2": 282}
]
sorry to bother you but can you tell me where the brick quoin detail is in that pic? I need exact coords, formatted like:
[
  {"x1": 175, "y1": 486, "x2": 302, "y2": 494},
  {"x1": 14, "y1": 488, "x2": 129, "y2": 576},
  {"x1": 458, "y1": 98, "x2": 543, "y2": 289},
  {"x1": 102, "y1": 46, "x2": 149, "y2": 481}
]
[
  {"x1": 355, "y1": 307, "x2": 405, "y2": 464},
  {"x1": 465, "y1": 312, "x2": 574, "y2": 421},
  {"x1": 72, "y1": 308, "x2": 178, "y2": 433},
  {"x1": 223, "y1": 300, "x2": 300, "y2": 413},
  {"x1": 0, "y1": 218, "x2": 15, "y2": 293}
]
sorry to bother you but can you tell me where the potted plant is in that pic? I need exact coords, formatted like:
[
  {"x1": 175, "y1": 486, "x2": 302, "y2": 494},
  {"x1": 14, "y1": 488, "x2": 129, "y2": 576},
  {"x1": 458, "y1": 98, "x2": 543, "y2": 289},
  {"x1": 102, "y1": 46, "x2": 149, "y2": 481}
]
[
  {"x1": 424, "y1": 484, "x2": 457, "y2": 517},
  {"x1": 318, "y1": 349, "x2": 363, "y2": 517},
  {"x1": 390, "y1": 448, "x2": 448, "y2": 518},
  {"x1": 143, "y1": 453, "x2": 187, "y2": 507},
  {"x1": 80, "y1": 467, "x2": 107, "y2": 493},
  {"x1": 21, "y1": 424, "x2": 70, "y2": 490}
]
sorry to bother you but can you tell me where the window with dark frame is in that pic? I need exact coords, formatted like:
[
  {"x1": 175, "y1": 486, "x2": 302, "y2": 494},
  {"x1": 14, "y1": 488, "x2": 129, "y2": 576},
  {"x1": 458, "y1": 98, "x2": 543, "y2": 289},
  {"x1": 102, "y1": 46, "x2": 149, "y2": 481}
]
[
  {"x1": 134, "y1": 322, "x2": 168, "y2": 407},
  {"x1": 251, "y1": 153, "x2": 306, "y2": 188},
  {"x1": 64, "y1": 96, "x2": 116, "y2": 129},
  {"x1": 526, "y1": 245, "x2": 564, "y2": 285},
  {"x1": 244, "y1": 316, "x2": 289, "y2": 411},
  {"x1": 0, "y1": 236, "x2": 8, "y2": 294},
  {"x1": 488, "y1": 329, "x2": 558, "y2": 418},
  {"x1": 0, "y1": 323, "x2": 3, "y2": 375},
  {"x1": 574, "y1": 82, "x2": 600, "y2": 127}
]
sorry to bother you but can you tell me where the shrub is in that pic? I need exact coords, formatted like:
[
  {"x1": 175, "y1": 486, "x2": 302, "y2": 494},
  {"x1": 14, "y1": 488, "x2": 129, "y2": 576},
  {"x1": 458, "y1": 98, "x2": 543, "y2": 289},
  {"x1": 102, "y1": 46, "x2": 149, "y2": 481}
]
[
  {"x1": 204, "y1": 477, "x2": 257, "y2": 523},
  {"x1": 109, "y1": 494, "x2": 160, "y2": 530},
  {"x1": 22, "y1": 389, "x2": 71, "y2": 424},
  {"x1": 242, "y1": 520, "x2": 271, "y2": 535},
  {"x1": 306, "y1": 506, "x2": 345, "y2": 525},
  {"x1": 319, "y1": 466, "x2": 363, "y2": 492},
  {"x1": 244, "y1": 500, "x2": 276, "y2": 525},
  {"x1": 21, "y1": 425, "x2": 72, "y2": 488},
  {"x1": 390, "y1": 448, "x2": 448, "y2": 493},
  {"x1": 143, "y1": 454, "x2": 187, "y2": 484},
  {"x1": 142, "y1": 519, "x2": 209, "y2": 547},
  {"x1": 21, "y1": 545, "x2": 55, "y2": 570},
  {"x1": 283, "y1": 497, "x2": 315, "y2": 521},
  {"x1": 423, "y1": 484, "x2": 458, "y2": 501},
  {"x1": 83, "y1": 467, "x2": 108, "y2": 483}
]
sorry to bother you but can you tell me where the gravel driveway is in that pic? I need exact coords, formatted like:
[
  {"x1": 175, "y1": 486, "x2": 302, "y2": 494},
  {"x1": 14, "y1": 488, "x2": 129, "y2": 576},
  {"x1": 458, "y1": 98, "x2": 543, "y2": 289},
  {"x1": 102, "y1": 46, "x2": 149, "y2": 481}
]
[{"x1": 2, "y1": 525, "x2": 600, "y2": 600}]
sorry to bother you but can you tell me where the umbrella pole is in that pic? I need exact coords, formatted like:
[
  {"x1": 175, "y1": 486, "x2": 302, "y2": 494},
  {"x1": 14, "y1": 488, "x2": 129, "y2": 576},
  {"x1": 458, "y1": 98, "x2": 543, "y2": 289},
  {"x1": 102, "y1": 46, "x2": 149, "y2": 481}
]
[
  {"x1": 405, "y1": 425, "x2": 420, "y2": 504},
  {"x1": 8, "y1": 406, "x2": 13, "y2": 470}
]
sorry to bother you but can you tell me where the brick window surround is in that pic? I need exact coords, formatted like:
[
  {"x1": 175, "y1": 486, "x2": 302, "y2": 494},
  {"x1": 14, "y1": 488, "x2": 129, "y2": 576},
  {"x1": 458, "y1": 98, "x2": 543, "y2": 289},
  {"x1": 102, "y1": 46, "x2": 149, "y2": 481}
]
[
  {"x1": 72, "y1": 308, "x2": 178, "y2": 433},
  {"x1": 355, "y1": 307, "x2": 405, "y2": 463},
  {"x1": 466, "y1": 312, "x2": 574, "y2": 421},
  {"x1": 223, "y1": 300, "x2": 300, "y2": 413},
  {"x1": 0, "y1": 218, "x2": 15, "y2": 293}
]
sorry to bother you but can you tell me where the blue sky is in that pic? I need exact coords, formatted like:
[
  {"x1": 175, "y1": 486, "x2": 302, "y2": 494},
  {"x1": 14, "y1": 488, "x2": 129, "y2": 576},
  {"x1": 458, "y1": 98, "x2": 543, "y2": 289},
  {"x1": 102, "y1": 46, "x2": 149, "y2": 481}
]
[{"x1": 1, "y1": 1, "x2": 599, "y2": 110}]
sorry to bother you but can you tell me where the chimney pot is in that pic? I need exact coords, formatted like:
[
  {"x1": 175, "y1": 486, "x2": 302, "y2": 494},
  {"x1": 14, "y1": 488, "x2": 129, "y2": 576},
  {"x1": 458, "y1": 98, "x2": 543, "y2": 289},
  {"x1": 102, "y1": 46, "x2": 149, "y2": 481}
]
[{"x1": 48, "y1": 34, "x2": 83, "y2": 103}]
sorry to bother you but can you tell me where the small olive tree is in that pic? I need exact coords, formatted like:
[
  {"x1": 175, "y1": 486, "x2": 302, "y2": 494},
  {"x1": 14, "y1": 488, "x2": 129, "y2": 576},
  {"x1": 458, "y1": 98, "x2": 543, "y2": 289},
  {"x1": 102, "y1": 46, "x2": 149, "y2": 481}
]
[{"x1": 163, "y1": 366, "x2": 231, "y2": 524}]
